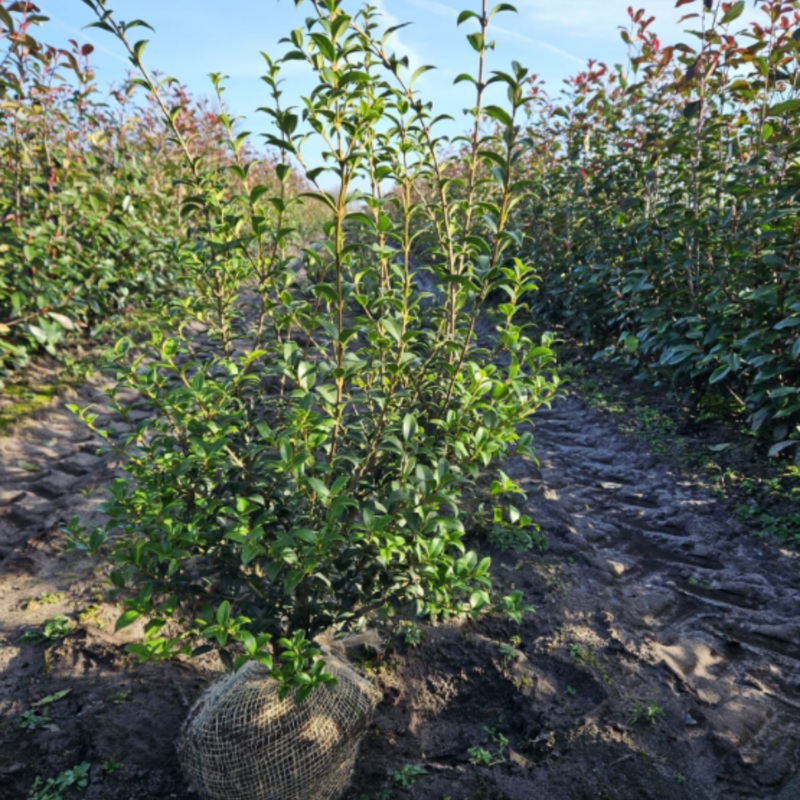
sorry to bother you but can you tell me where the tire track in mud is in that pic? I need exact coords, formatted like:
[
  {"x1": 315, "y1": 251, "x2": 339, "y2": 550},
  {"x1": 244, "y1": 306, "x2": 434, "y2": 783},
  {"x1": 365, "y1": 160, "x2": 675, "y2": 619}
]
[
  {"x1": 517, "y1": 393, "x2": 800, "y2": 797},
  {"x1": 0, "y1": 379, "x2": 134, "y2": 572}
]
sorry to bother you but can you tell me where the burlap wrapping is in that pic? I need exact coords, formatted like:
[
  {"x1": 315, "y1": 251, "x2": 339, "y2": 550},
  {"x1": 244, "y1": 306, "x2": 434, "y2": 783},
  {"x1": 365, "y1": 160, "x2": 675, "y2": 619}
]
[{"x1": 177, "y1": 648, "x2": 381, "y2": 800}]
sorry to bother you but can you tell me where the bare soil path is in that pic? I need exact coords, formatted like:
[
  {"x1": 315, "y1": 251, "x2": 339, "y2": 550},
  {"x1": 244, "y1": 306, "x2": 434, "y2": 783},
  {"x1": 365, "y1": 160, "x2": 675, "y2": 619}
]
[
  {"x1": 0, "y1": 364, "x2": 799, "y2": 798},
  {"x1": 346, "y1": 392, "x2": 800, "y2": 799}
]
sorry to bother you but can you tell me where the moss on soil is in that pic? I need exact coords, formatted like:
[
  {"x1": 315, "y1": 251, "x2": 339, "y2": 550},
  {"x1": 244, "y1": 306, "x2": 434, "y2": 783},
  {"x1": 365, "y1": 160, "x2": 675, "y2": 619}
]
[
  {"x1": 0, "y1": 308, "x2": 158, "y2": 434},
  {"x1": 0, "y1": 379, "x2": 78, "y2": 433}
]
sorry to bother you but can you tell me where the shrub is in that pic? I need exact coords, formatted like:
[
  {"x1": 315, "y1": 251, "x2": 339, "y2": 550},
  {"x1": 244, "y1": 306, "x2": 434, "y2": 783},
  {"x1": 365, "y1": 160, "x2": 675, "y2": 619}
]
[
  {"x1": 0, "y1": 3, "x2": 320, "y2": 377},
  {"x1": 68, "y1": 0, "x2": 560, "y2": 697},
  {"x1": 0, "y1": 5, "x2": 183, "y2": 372},
  {"x1": 521, "y1": 0, "x2": 800, "y2": 461}
]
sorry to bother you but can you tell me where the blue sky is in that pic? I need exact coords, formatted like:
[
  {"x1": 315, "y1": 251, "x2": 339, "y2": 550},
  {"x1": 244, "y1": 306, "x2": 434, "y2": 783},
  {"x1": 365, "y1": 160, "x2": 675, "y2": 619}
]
[{"x1": 44, "y1": 0, "x2": 765, "y2": 177}]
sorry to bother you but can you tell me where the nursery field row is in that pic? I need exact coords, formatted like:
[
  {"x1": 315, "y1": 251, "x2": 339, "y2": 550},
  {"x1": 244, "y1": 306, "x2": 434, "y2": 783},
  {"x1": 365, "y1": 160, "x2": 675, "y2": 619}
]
[
  {"x1": 523, "y1": 0, "x2": 800, "y2": 462},
  {"x1": 2, "y1": 0, "x2": 800, "y2": 798}
]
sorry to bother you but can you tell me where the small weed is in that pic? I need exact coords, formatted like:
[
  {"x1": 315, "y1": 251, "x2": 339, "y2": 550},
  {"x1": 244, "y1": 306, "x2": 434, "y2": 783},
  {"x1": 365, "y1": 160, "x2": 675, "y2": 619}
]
[
  {"x1": 468, "y1": 726, "x2": 509, "y2": 766},
  {"x1": 498, "y1": 642, "x2": 518, "y2": 662},
  {"x1": 349, "y1": 650, "x2": 381, "y2": 675},
  {"x1": 468, "y1": 746, "x2": 494, "y2": 766},
  {"x1": 18, "y1": 616, "x2": 72, "y2": 645},
  {"x1": 688, "y1": 577, "x2": 713, "y2": 591},
  {"x1": 618, "y1": 405, "x2": 685, "y2": 458},
  {"x1": 565, "y1": 640, "x2": 609, "y2": 681},
  {"x1": 14, "y1": 710, "x2": 51, "y2": 730},
  {"x1": 28, "y1": 763, "x2": 90, "y2": 800},
  {"x1": 388, "y1": 764, "x2": 428, "y2": 787},
  {"x1": 676, "y1": 774, "x2": 685, "y2": 785},
  {"x1": 110, "y1": 690, "x2": 131, "y2": 705},
  {"x1": 735, "y1": 504, "x2": 800, "y2": 545},
  {"x1": 61, "y1": 354, "x2": 96, "y2": 383},
  {"x1": 485, "y1": 727, "x2": 509, "y2": 749},
  {"x1": 102, "y1": 756, "x2": 124, "y2": 776},
  {"x1": 77, "y1": 605, "x2": 105, "y2": 629},
  {"x1": 568, "y1": 643, "x2": 587, "y2": 662},
  {"x1": 630, "y1": 702, "x2": 665, "y2": 726},
  {"x1": 564, "y1": 685, "x2": 577, "y2": 697},
  {"x1": 39, "y1": 593, "x2": 63, "y2": 605},
  {"x1": 398, "y1": 621, "x2": 422, "y2": 647},
  {"x1": 486, "y1": 522, "x2": 549, "y2": 553}
]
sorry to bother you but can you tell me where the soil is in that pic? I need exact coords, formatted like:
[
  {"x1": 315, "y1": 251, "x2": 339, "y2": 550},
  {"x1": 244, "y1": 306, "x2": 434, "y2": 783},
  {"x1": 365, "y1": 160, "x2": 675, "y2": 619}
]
[{"x1": 2, "y1": 355, "x2": 800, "y2": 799}]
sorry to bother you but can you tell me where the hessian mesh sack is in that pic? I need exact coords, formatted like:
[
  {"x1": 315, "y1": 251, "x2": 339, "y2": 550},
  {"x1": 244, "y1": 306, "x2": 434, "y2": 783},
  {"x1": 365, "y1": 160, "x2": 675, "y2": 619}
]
[{"x1": 177, "y1": 647, "x2": 381, "y2": 800}]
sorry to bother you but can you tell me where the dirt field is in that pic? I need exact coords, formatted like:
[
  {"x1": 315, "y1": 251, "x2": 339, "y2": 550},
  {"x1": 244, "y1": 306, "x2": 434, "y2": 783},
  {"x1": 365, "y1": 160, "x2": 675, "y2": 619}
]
[{"x1": 2, "y1": 371, "x2": 800, "y2": 799}]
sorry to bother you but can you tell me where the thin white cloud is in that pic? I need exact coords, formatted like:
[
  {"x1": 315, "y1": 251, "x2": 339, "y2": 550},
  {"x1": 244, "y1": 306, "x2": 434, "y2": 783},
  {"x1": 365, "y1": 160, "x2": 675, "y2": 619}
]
[
  {"x1": 402, "y1": 0, "x2": 458, "y2": 19},
  {"x1": 492, "y1": 24, "x2": 585, "y2": 64},
  {"x1": 395, "y1": 0, "x2": 584, "y2": 65}
]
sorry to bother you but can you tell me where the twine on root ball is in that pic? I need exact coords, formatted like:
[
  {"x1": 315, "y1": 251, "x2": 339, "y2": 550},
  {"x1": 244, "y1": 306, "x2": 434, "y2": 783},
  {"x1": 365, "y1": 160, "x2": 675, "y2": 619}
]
[{"x1": 177, "y1": 647, "x2": 381, "y2": 800}]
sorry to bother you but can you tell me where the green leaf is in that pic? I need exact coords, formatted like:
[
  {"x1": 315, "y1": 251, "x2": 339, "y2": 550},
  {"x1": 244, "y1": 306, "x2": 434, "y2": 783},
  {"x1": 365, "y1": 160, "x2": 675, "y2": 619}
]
[
  {"x1": 132, "y1": 39, "x2": 148, "y2": 62},
  {"x1": 124, "y1": 19, "x2": 156, "y2": 33},
  {"x1": 310, "y1": 33, "x2": 335, "y2": 62},
  {"x1": 382, "y1": 317, "x2": 402, "y2": 343},
  {"x1": 115, "y1": 611, "x2": 141, "y2": 632},
  {"x1": 250, "y1": 185, "x2": 269, "y2": 204},
  {"x1": 382, "y1": 22, "x2": 412, "y2": 45},
  {"x1": 769, "y1": 99, "x2": 800, "y2": 116},
  {"x1": 484, "y1": 105, "x2": 513, "y2": 126},
  {"x1": 457, "y1": 10, "x2": 480, "y2": 25},
  {"x1": 345, "y1": 212, "x2": 375, "y2": 229},
  {"x1": 316, "y1": 384, "x2": 339, "y2": 405},
  {"x1": 161, "y1": 338, "x2": 178, "y2": 359},
  {"x1": 624, "y1": 335, "x2": 639, "y2": 353},
  {"x1": 330, "y1": 14, "x2": 350, "y2": 42},
  {"x1": 32, "y1": 690, "x2": 71, "y2": 707},
  {"x1": 488, "y1": 3, "x2": 518, "y2": 21},
  {"x1": 307, "y1": 478, "x2": 329, "y2": 498},
  {"x1": 683, "y1": 100, "x2": 701, "y2": 119},
  {"x1": 709, "y1": 364, "x2": 731, "y2": 384},
  {"x1": 285, "y1": 570, "x2": 304, "y2": 593},
  {"x1": 770, "y1": 387, "x2": 798, "y2": 399},
  {"x1": 410, "y1": 64, "x2": 435, "y2": 90},
  {"x1": 312, "y1": 283, "x2": 338, "y2": 303},
  {"x1": 466, "y1": 32, "x2": 484, "y2": 52},
  {"x1": 403, "y1": 414, "x2": 418, "y2": 442},
  {"x1": 774, "y1": 317, "x2": 800, "y2": 330},
  {"x1": 720, "y1": 0, "x2": 744, "y2": 24},
  {"x1": 769, "y1": 440, "x2": 797, "y2": 458},
  {"x1": 86, "y1": 20, "x2": 115, "y2": 33}
]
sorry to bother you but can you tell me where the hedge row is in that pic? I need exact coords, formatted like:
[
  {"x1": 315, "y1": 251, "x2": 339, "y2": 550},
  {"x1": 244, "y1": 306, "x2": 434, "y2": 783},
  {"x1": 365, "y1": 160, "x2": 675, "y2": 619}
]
[{"x1": 520, "y1": 0, "x2": 800, "y2": 456}]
